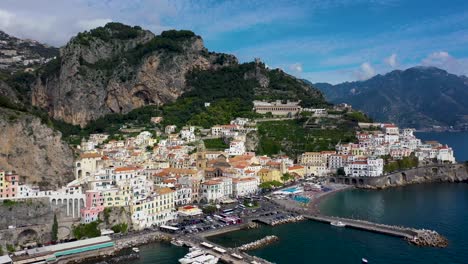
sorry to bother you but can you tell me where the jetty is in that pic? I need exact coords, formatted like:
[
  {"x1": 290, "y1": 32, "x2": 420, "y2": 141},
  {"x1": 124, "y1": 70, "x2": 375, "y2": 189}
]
[
  {"x1": 181, "y1": 235, "x2": 274, "y2": 264},
  {"x1": 236, "y1": 235, "x2": 279, "y2": 251},
  {"x1": 304, "y1": 214, "x2": 448, "y2": 247}
]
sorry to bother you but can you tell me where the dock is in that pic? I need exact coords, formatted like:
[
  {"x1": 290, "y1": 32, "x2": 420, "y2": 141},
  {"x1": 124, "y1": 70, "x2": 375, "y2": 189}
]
[
  {"x1": 304, "y1": 214, "x2": 448, "y2": 247},
  {"x1": 182, "y1": 235, "x2": 273, "y2": 264}
]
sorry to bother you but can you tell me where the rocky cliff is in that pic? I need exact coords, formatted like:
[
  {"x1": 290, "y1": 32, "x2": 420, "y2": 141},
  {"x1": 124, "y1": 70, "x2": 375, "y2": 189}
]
[
  {"x1": 0, "y1": 107, "x2": 74, "y2": 187},
  {"x1": 32, "y1": 23, "x2": 237, "y2": 127}
]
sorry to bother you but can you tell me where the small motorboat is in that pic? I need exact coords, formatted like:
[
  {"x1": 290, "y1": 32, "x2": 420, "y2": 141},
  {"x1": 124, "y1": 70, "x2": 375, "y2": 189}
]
[
  {"x1": 330, "y1": 221, "x2": 346, "y2": 227},
  {"x1": 132, "y1": 247, "x2": 140, "y2": 253},
  {"x1": 362, "y1": 258, "x2": 368, "y2": 263},
  {"x1": 171, "y1": 239, "x2": 185, "y2": 247}
]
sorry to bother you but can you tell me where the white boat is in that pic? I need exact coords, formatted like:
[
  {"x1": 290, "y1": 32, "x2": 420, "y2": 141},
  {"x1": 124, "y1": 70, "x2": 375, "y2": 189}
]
[
  {"x1": 190, "y1": 254, "x2": 219, "y2": 264},
  {"x1": 330, "y1": 221, "x2": 346, "y2": 227},
  {"x1": 179, "y1": 250, "x2": 206, "y2": 264},
  {"x1": 362, "y1": 258, "x2": 369, "y2": 263},
  {"x1": 132, "y1": 247, "x2": 140, "y2": 253},
  {"x1": 171, "y1": 239, "x2": 185, "y2": 247}
]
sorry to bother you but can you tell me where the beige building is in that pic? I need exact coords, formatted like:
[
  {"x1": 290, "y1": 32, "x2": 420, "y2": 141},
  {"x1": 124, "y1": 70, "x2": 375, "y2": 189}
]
[{"x1": 253, "y1": 100, "x2": 302, "y2": 116}]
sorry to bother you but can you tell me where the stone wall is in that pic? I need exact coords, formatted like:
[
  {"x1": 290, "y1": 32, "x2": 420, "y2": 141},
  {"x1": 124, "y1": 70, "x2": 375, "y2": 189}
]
[{"x1": 329, "y1": 163, "x2": 468, "y2": 189}]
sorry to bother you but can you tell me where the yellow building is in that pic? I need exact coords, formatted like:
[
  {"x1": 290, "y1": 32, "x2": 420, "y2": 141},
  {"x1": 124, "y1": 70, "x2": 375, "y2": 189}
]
[
  {"x1": 257, "y1": 168, "x2": 282, "y2": 183},
  {"x1": 101, "y1": 188, "x2": 131, "y2": 207}
]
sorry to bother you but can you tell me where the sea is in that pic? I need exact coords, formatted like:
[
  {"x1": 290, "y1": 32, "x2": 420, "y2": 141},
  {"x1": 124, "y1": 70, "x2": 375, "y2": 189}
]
[{"x1": 127, "y1": 132, "x2": 468, "y2": 264}]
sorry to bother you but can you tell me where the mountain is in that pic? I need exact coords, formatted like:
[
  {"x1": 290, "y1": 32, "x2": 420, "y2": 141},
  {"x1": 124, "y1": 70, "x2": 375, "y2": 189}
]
[
  {"x1": 0, "y1": 23, "x2": 328, "y2": 186},
  {"x1": 0, "y1": 30, "x2": 59, "y2": 71},
  {"x1": 315, "y1": 67, "x2": 468, "y2": 129},
  {"x1": 30, "y1": 22, "x2": 326, "y2": 127},
  {"x1": 31, "y1": 23, "x2": 238, "y2": 127}
]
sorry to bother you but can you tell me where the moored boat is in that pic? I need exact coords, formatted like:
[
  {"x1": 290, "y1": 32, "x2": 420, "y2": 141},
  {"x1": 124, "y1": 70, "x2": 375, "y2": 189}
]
[
  {"x1": 331, "y1": 221, "x2": 346, "y2": 227},
  {"x1": 132, "y1": 247, "x2": 140, "y2": 253},
  {"x1": 362, "y1": 258, "x2": 369, "y2": 263}
]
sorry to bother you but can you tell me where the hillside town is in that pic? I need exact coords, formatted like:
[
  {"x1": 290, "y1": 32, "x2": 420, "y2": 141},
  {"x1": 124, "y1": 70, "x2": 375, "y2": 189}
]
[{"x1": 0, "y1": 114, "x2": 456, "y2": 232}]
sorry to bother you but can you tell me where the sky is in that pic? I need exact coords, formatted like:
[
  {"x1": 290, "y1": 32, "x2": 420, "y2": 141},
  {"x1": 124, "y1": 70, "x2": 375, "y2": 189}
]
[{"x1": 1, "y1": 0, "x2": 468, "y2": 84}]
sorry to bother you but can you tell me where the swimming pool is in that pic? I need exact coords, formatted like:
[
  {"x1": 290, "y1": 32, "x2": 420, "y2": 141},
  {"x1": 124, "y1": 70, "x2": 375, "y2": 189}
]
[
  {"x1": 293, "y1": 196, "x2": 310, "y2": 203},
  {"x1": 283, "y1": 187, "x2": 299, "y2": 193}
]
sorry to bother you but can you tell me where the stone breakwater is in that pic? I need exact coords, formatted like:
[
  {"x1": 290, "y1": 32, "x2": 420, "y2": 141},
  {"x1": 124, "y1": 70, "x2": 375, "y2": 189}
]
[
  {"x1": 408, "y1": 230, "x2": 449, "y2": 248},
  {"x1": 114, "y1": 232, "x2": 172, "y2": 250},
  {"x1": 236, "y1": 235, "x2": 279, "y2": 251},
  {"x1": 271, "y1": 215, "x2": 304, "y2": 226}
]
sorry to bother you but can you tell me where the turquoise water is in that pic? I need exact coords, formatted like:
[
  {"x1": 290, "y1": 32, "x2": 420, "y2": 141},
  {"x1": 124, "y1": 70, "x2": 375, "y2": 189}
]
[
  {"x1": 282, "y1": 187, "x2": 299, "y2": 193},
  {"x1": 292, "y1": 196, "x2": 310, "y2": 203},
  {"x1": 208, "y1": 183, "x2": 468, "y2": 264},
  {"x1": 415, "y1": 132, "x2": 468, "y2": 161}
]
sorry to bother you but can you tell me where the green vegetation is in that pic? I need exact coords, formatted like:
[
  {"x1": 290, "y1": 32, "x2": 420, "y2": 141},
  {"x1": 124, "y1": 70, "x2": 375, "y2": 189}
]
[
  {"x1": 383, "y1": 155, "x2": 419, "y2": 173},
  {"x1": 111, "y1": 223, "x2": 128, "y2": 234},
  {"x1": 51, "y1": 213, "x2": 58, "y2": 242},
  {"x1": 80, "y1": 29, "x2": 197, "y2": 76},
  {"x1": 72, "y1": 221, "x2": 101, "y2": 239},
  {"x1": 281, "y1": 173, "x2": 295, "y2": 182},
  {"x1": 2, "y1": 199, "x2": 18, "y2": 207},
  {"x1": 202, "y1": 205, "x2": 217, "y2": 214},
  {"x1": 343, "y1": 111, "x2": 373, "y2": 123},
  {"x1": 337, "y1": 167, "x2": 346, "y2": 176},
  {"x1": 261, "y1": 69, "x2": 329, "y2": 108},
  {"x1": 259, "y1": 181, "x2": 283, "y2": 189},
  {"x1": 75, "y1": 22, "x2": 143, "y2": 45},
  {"x1": 257, "y1": 119, "x2": 356, "y2": 157},
  {"x1": 203, "y1": 138, "x2": 228, "y2": 150},
  {"x1": 0, "y1": 245, "x2": 3, "y2": 256},
  {"x1": 6, "y1": 244, "x2": 15, "y2": 253}
]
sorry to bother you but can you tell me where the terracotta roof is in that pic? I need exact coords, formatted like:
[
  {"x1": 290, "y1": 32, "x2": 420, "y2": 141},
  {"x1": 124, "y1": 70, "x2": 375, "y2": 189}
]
[
  {"x1": 80, "y1": 152, "x2": 101, "y2": 159},
  {"x1": 157, "y1": 187, "x2": 175, "y2": 195},
  {"x1": 288, "y1": 165, "x2": 304, "y2": 170},
  {"x1": 115, "y1": 166, "x2": 139, "y2": 172}
]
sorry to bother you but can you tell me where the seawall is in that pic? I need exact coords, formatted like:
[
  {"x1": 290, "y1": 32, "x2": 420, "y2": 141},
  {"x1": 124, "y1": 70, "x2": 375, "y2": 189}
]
[{"x1": 329, "y1": 163, "x2": 468, "y2": 189}]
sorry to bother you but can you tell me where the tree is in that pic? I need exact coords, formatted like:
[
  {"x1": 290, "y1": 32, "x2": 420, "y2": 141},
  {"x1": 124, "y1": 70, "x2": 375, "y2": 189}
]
[
  {"x1": 202, "y1": 205, "x2": 217, "y2": 215},
  {"x1": 51, "y1": 213, "x2": 58, "y2": 242},
  {"x1": 281, "y1": 173, "x2": 293, "y2": 182},
  {"x1": 337, "y1": 167, "x2": 346, "y2": 176}
]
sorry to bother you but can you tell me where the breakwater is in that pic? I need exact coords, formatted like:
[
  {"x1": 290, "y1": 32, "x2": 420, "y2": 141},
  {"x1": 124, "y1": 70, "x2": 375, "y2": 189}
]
[
  {"x1": 114, "y1": 231, "x2": 172, "y2": 250},
  {"x1": 254, "y1": 215, "x2": 305, "y2": 226},
  {"x1": 329, "y1": 163, "x2": 468, "y2": 189},
  {"x1": 305, "y1": 215, "x2": 448, "y2": 248},
  {"x1": 236, "y1": 235, "x2": 279, "y2": 251}
]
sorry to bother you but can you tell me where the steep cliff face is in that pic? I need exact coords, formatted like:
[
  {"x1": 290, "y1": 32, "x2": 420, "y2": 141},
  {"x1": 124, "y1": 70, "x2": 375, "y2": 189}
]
[
  {"x1": 0, "y1": 107, "x2": 74, "y2": 187},
  {"x1": 32, "y1": 23, "x2": 237, "y2": 127}
]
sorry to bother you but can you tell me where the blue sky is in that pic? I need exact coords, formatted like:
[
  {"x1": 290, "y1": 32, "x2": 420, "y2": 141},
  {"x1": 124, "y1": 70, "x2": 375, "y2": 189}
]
[{"x1": 1, "y1": 0, "x2": 468, "y2": 83}]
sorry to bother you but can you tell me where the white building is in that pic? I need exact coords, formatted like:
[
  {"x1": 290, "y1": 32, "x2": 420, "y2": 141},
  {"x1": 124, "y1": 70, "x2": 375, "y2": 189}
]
[
  {"x1": 345, "y1": 157, "x2": 383, "y2": 177},
  {"x1": 232, "y1": 177, "x2": 259, "y2": 197},
  {"x1": 226, "y1": 140, "x2": 246, "y2": 156}
]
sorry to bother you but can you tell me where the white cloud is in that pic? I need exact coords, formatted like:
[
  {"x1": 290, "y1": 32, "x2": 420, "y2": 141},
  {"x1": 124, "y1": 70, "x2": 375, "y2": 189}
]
[
  {"x1": 385, "y1": 53, "x2": 398, "y2": 68},
  {"x1": 421, "y1": 51, "x2": 468, "y2": 75},
  {"x1": 289, "y1": 63, "x2": 303, "y2": 74},
  {"x1": 354, "y1": 62, "x2": 376, "y2": 80}
]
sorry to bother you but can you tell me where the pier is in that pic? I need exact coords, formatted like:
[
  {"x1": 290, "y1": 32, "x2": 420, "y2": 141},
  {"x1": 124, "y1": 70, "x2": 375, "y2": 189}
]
[
  {"x1": 304, "y1": 214, "x2": 448, "y2": 247},
  {"x1": 181, "y1": 235, "x2": 274, "y2": 264}
]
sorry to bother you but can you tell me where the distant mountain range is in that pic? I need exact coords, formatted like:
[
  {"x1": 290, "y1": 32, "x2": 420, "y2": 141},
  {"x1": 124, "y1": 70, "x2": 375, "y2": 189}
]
[
  {"x1": 0, "y1": 30, "x2": 58, "y2": 71},
  {"x1": 314, "y1": 66, "x2": 468, "y2": 130}
]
